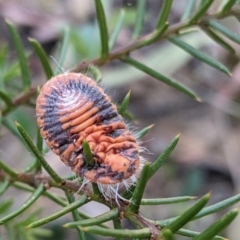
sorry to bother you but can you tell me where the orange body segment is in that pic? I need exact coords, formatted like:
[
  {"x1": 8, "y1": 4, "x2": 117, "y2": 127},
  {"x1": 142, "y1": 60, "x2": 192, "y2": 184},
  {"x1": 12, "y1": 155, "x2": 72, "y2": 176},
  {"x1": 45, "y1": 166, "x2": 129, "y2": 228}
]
[{"x1": 36, "y1": 72, "x2": 140, "y2": 185}]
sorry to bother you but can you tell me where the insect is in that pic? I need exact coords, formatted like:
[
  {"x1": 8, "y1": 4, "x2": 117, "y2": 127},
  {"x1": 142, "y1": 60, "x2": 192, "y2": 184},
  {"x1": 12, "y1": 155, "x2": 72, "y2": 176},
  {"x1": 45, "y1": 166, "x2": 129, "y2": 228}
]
[{"x1": 36, "y1": 72, "x2": 145, "y2": 200}]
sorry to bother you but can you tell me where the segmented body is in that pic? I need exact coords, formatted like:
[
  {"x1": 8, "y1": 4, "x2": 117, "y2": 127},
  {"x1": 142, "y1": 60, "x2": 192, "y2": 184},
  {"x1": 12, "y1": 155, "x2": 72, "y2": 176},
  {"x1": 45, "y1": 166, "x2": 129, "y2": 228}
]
[{"x1": 36, "y1": 73, "x2": 141, "y2": 190}]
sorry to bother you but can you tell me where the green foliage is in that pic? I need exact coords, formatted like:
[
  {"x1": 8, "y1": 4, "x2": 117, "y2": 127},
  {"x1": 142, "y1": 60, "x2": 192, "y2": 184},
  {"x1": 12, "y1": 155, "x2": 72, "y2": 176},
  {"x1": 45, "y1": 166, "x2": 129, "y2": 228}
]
[{"x1": 0, "y1": 1, "x2": 240, "y2": 240}]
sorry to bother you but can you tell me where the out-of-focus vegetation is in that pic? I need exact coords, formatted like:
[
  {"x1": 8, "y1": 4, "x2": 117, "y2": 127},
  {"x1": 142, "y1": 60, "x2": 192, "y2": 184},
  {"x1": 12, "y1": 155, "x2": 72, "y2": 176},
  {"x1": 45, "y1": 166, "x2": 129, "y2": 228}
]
[{"x1": 1, "y1": 0, "x2": 240, "y2": 239}]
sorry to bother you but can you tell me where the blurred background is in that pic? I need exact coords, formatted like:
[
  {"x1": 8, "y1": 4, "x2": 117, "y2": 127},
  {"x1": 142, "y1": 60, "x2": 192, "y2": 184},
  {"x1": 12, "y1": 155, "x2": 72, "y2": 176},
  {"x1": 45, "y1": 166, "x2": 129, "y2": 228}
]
[{"x1": 0, "y1": 0, "x2": 240, "y2": 239}]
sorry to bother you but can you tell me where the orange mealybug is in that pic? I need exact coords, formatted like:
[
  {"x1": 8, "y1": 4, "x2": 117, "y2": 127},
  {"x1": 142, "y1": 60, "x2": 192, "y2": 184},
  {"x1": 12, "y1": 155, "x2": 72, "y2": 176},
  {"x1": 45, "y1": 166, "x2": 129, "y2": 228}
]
[{"x1": 36, "y1": 72, "x2": 145, "y2": 200}]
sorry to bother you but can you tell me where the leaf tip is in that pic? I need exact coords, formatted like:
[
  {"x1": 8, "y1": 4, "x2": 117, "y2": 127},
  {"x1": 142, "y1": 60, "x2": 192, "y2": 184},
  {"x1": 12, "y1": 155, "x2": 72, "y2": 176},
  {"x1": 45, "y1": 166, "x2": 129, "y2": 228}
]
[
  {"x1": 196, "y1": 96, "x2": 202, "y2": 102},
  {"x1": 176, "y1": 132, "x2": 181, "y2": 139},
  {"x1": 190, "y1": 196, "x2": 198, "y2": 200},
  {"x1": 4, "y1": 18, "x2": 12, "y2": 24}
]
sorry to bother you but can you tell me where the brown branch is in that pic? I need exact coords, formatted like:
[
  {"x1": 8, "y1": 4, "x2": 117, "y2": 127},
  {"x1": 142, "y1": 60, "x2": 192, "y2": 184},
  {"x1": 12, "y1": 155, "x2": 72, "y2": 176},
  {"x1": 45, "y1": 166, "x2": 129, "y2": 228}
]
[
  {"x1": 1, "y1": 6, "x2": 239, "y2": 117},
  {"x1": 2, "y1": 87, "x2": 37, "y2": 116},
  {"x1": 71, "y1": 5, "x2": 240, "y2": 73}
]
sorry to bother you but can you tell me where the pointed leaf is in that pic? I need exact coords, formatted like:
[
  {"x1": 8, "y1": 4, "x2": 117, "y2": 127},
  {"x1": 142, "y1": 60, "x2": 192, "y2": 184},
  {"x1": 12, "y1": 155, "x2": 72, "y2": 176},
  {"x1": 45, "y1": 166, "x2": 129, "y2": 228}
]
[
  {"x1": 0, "y1": 159, "x2": 18, "y2": 178},
  {"x1": 207, "y1": 20, "x2": 240, "y2": 45},
  {"x1": 15, "y1": 121, "x2": 63, "y2": 184},
  {"x1": 135, "y1": 124, "x2": 154, "y2": 139},
  {"x1": 177, "y1": 228, "x2": 225, "y2": 239},
  {"x1": 2, "y1": 118, "x2": 23, "y2": 142},
  {"x1": 188, "y1": 0, "x2": 214, "y2": 24},
  {"x1": 6, "y1": 19, "x2": 31, "y2": 90},
  {"x1": 193, "y1": 208, "x2": 238, "y2": 240},
  {"x1": 65, "y1": 193, "x2": 86, "y2": 240},
  {"x1": 94, "y1": 0, "x2": 109, "y2": 60},
  {"x1": 181, "y1": 0, "x2": 196, "y2": 21},
  {"x1": 27, "y1": 195, "x2": 87, "y2": 228},
  {"x1": 87, "y1": 65, "x2": 102, "y2": 82},
  {"x1": 64, "y1": 208, "x2": 119, "y2": 227},
  {"x1": 83, "y1": 140, "x2": 94, "y2": 167},
  {"x1": 121, "y1": 57, "x2": 199, "y2": 100},
  {"x1": 128, "y1": 162, "x2": 150, "y2": 213},
  {"x1": 0, "y1": 184, "x2": 44, "y2": 224},
  {"x1": 35, "y1": 128, "x2": 43, "y2": 172},
  {"x1": 0, "y1": 180, "x2": 10, "y2": 196},
  {"x1": 132, "y1": 0, "x2": 147, "y2": 38},
  {"x1": 219, "y1": 0, "x2": 237, "y2": 15},
  {"x1": 80, "y1": 226, "x2": 151, "y2": 238},
  {"x1": 54, "y1": 27, "x2": 70, "y2": 74},
  {"x1": 0, "y1": 90, "x2": 13, "y2": 108},
  {"x1": 194, "y1": 192, "x2": 240, "y2": 219},
  {"x1": 166, "y1": 193, "x2": 211, "y2": 233},
  {"x1": 118, "y1": 90, "x2": 131, "y2": 115},
  {"x1": 148, "y1": 133, "x2": 180, "y2": 180},
  {"x1": 0, "y1": 199, "x2": 14, "y2": 215},
  {"x1": 29, "y1": 38, "x2": 53, "y2": 79},
  {"x1": 109, "y1": 9, "x2": 125, "y2": 49},
  {"x1": 201, "y1": 25, "x2": 235, "y2": 54},
  {"x1": 169, "y1": 36, "x2": 231, "y2": 75},
  {"x1": 156, "y1": 0, "x2": 173, "y2": 30},
  {"x1": 141, "y1": 196, "x2": 196, "y2": 205}
]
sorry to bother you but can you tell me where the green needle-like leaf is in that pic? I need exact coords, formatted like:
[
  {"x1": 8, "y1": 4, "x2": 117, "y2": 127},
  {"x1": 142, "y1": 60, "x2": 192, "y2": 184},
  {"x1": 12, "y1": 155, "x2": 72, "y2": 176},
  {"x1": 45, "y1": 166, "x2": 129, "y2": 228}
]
[
  {"x1": 133, "y1": 0, "x2": 147, "y2": 38},
  {"x1": 0, "y1": 199, "x2": 14, "y2": 215},
  {"x1": 181, "y1": 0, "x2": 196, "y2": 21},
  {"x1": 0, "y1": 184, "x2": 45, "y2": 224},
  {"x1": 2, "y1": 118, "x2": 23, "y2": 142},
  {"x1": 128, "y1": 162, "x2": 150, "y2": 213},
  {"x1": 156, "y1": 0, "x2": 173, "y2": 30},
  {"x1": 29, "y1": 38, "x2": 53, "y2": 79},
  {"x1": 159, "y1": 192, "x2": 240, "y2": 226},
  {"x1": 64, "y1": 208, "x2": 119, "y2": 227},
  {"x1": 140, "y1": 22, "x2": 169, "y2": 47},
  {"x1": 0, "y1": 90, "x2": 13, "y2": 108},
  {"x1": 160, "y1": 228, "x2": 175, "y2": 240},
  {"x1": 80, "y1": 226, "x2": 151, "y2": 238},
  {"x1": 15, "y1": 121, "x2": 63, "y2": 184},
  {"x1": 118, "y1": 90, "x2": 131, "y2": 115},
  {"x1": 113, "y1": 219, "x2": 123, "y2": 240},
  {"x1": 177, "y1": 228, "x2": 225, "y2": 239},
  {"x1": 94, "y1": 0, "x2": 109, "y2": 60},
  {"x1": 109, "y1": 9, "x2": 125, "y2": 50},
  {"x1": 194, "y1": 192, "x2": 240, "y2": 219},
  {"x1": 87, "y1": 65, "x2": 102, "y2": 82},
  {"x1": 13, "y1": 182, "x2": 108, "y2": 229},
  {"x1": 141, "y1": 196, "x2": 196, "y2": 205},
  {"x1": 27, "y1": 195, "x2": 88, "y2": 228},
  {"x1": 135, "y1": 124, "x2": 154, "y2": 140},
  {"x1": 54, "y1": 27, "x2": 70, "y2": 75},
  {"x1": 219, "y1": 0, "x2": 237, "y2": 15},
  {"x1": 6, "y1": 19, "x2": 31, "y2": 90},
  {"x1": 35, "y1": 128, "x2": 43, "y2": 172},
  {"x1": 0, "y1": 180, "x2": 10, "y2": 196},
  {"x1": 201, "y1": 25, "x2": 235, "y2": 54},
  {"x1": 188, "y1": 0, "x2": 214, "y2": 24},
  {"x1": 207, "y1": 20, "x2": 240, "y2": 45},
  {"x1": 66, "y1": 193, "x2": 86, "y2": 240},
  {"x1": 148, "y1": 133, "x2": 180, "y2": 180},
  {"x1": 113, "y1": 218, "x2": 122, "y2": 230},
  {"x1": 0, "y1": 159, "x2": 18, "y2": 178},
  {"x1": 169, "y1": 37, "x2": 231, "y2": 75},
  {"x1": 121, "y1": 57, "x2": 199, "y2": 100},
  {"x1": 83, "y1": 140, "x2": 94, "y2": 167},
  {"x1": 193, "y1": 208, "x2": 238, "y2": 240},
  {"x1": 166, "y1": 193, "x2": 211, "y2": 233}
]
